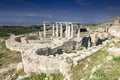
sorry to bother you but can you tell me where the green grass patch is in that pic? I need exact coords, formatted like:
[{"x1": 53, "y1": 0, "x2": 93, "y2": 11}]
[
  {"x1": 0, "y1": 28, "x2": 39, "y2": 38},
  {"x1": 52, "y1": 73, "x2": 64, "y2": 80},
  {"x1": 0, "y1": 42, "x2": 21, "y2": 68},
  {"x1": 12, "y1": 72, "x2": 64, "y2": 80},
  {"x1": 115, "y1": 43, "x2": 120, "y2": 48},
  {"x1": 72, "y1": 48, "x2": 109, "y2": 80},
  {"x1": 113, "y1": 56, "x2": 120, "y2": 62},
  {"x1": 93, "y1": 70, "x2": 106, "y2": 79},
  {"x1": 0, "y1": 32, "x2": 10, "y2": 38},
  {"x1": 72, "y1": 47, "x2": 120, "y2": 80},
  {"x1": 28, "y1": 73, "x2": 46, "y2": 80},
  {"x1": 92, "y1": 58, "x2": 120, "y2": 80},
  {"x1": 110, "y1": 36, "x2": 116, "y2": 39}
]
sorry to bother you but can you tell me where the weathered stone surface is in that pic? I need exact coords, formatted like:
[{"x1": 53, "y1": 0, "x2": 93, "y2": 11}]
[
  {"x1": 17, "y1": 73, "x2": 31, "y2": 80},
  {"x1": 5, "y1": 75, "x2": 12, "y2": 80},
  {"x1": 0, "y1": 63, "x2": 17, "y2": 75},
  {"x1": 17, "y1": 62, "x2": 23, "y2": 71},
  {"x1": 90, "y1": 32, "x2": 108, "y2": 46},
  {"x1": 0, "y1": 68, "x2": 8, "y2": 74},
  {"x1": 108, "y1": 47, "x2": 120, "y2": 57},
  {"x1": 21, "y1": 37, "x2": 27, "y2": 44},
  {"x1": 96, "y1": 27, "x2": 104, "y2": 32},
  {"x1": 108, "y1": 25, "x2": 120, "y2": 38}
]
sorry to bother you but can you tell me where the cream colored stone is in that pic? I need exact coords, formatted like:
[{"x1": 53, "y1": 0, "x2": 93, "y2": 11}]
[
  {"x1": 17, "y1": 62, "x2": 23, "y2": 71},
  {"x1": 5, "y1": 75, "x2": 12, "y2": 80},
  {"x1": 108, "y1": 25, "x2": 120, "y2": 38},
  {"x1": 108, "y1": 47, "x2": 120, "y2": 57}
]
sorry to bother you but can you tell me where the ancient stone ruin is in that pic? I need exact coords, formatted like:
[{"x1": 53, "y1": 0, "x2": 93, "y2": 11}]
[{"x1": 5, "y1": 21, "x2": 112, "y2": 80}]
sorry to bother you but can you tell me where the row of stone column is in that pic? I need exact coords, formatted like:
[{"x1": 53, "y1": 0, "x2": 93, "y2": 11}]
[{"x1": 43, "y1": 22, "x2": 81, "y2": 39}]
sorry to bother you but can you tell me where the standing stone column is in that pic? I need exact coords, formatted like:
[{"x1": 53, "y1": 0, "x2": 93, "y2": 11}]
[
  {"x1": 68, "y1": 24, "x2": 71, "y2": 38},
  {"x1": 71, "y1": 24, "x2": 74, "y2": 38},
  {"x1": 56, "y1": 23, "x2": 59, "y2": 37},
  {"x1": 65, "y1": 23, "x2": 68, "y2": 38},
  {"x1": 52, "y1": 23, "x2": 55, "y2": 37},
  {"x1": 43, "y1": 22, "x2": 46, "y2": 37},
  {"x1": 77, "y1": 24, "x2": 81, "y2": 39},
  {"x1": 60, "y1": 23, "x2": 63, "y2": 38}
]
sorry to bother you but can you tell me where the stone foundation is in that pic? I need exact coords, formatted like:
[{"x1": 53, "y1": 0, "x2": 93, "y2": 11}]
[{"x1": 5, "y1": 33, "x2": 111, "y2": 80}]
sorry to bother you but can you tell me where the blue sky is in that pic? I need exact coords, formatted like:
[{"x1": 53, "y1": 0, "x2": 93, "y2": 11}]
[{"x1": 0, "y1": 0, "x2": 120, "y2": 25}]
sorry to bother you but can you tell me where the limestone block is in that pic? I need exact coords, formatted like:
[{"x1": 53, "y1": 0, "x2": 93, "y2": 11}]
[
  {"x1": 59, "y1": 59, "x2": 73, "y2": 75},
  {"x1": 102, "y1": 41, "x2": 108, "y2": 47},
  {"x1": 108, "y1": 25, "x2": 120, "y2": 38},
  {"x1": 17, "y1": 73, "x2": 30, "y2": 80},
  {"x1": 108, "y1": 47, "x2": 120, "y2": 57},
  {"x1": 17, "y1": 62, "x2": 23, "y2": 71},
  {"x1": 21, "y1": 37, "x2": 27, "y2": 44},
  {"x1": 0, "y1": 68, "x2": 8, "y2": 74}
]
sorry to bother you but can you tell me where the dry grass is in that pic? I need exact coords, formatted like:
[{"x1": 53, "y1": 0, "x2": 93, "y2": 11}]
[
  {"x1": 72, "y1": 47, "x2": 120, "y2": 80},
  {"x1": 0, "y1": 40, "x2": 21, "y2": 69}
]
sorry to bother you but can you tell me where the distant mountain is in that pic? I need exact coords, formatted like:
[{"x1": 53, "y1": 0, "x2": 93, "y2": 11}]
[{"x1": 0, "y1": 21, "x2": 42, "y2": 26}]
